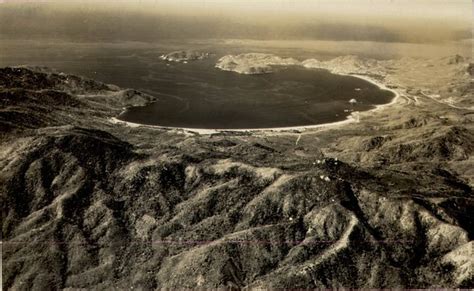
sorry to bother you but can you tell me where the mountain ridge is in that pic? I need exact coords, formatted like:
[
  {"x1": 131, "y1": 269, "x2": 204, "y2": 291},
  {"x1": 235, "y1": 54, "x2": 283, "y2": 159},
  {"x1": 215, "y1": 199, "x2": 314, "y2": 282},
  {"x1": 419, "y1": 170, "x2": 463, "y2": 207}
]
[{"x1": 1, "y1": 61, "x2": 473, "y2": 289}]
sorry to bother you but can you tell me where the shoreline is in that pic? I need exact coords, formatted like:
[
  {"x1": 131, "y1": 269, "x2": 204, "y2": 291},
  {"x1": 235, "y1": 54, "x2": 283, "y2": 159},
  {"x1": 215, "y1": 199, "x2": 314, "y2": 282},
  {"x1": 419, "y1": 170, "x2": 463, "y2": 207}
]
[
  {"x1": 343, "y1": 73, "x2": 402, "y2": 113},
  {"x1": 109, "y1": 71, "x2": 402, "y2": 135}
]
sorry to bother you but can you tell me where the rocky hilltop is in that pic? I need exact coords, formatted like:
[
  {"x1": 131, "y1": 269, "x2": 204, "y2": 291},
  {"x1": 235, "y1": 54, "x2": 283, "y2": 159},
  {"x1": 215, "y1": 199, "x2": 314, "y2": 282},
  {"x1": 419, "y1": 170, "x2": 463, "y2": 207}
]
[
  {"x1": 1, "y1": 54, "x2": 473, "y2": 289},
  {"x1": 216, "y1": 53, "x2": 300, "y2": 74}
]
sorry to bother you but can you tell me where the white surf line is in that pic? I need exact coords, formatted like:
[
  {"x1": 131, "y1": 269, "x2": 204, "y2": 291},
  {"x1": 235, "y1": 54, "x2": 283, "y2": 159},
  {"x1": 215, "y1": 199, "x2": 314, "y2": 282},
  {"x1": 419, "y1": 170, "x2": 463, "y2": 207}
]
[
  {"x1": 109, "y1": 114, "x2": 358, "y2": 135},
  {"x1": 109, "y1": 70, "x2": 402, "y2": 135}
]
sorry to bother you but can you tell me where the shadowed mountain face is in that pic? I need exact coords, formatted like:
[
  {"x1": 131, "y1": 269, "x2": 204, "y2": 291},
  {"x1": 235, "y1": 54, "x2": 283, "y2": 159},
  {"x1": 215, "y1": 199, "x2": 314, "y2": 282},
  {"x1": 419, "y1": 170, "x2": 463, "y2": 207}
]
[{"x1": 1, "y1": 66, "x2": 473, "y2": 289}]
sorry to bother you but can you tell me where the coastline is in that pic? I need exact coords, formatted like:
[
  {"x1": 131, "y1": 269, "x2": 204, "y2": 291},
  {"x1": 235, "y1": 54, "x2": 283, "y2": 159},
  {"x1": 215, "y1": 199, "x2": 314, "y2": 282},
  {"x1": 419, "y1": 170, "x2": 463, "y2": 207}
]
[
  {"x1": 109, "y1": 70, "x2": 402, "y2": 135},
  {"x1": 343, "y1": 73, "x2": 402, "y2": 113}
]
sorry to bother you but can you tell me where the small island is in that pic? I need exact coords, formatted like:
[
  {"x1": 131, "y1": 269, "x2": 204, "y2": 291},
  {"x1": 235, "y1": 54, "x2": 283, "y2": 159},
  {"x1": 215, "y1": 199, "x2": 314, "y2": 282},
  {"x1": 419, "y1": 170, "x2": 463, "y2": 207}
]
[
  {"x1": 215, "y1": 53, "x2": 300, "y2": 74},
  {"x1": 160, "y1": 50, "x2": 210, "y2": 63}
]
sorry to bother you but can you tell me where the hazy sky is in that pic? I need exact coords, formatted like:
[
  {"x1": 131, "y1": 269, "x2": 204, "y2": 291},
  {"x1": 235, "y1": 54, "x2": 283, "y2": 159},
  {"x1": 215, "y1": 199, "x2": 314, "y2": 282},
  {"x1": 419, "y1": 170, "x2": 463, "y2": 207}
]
[
  {"x1": 0, "y1": 0, "x2": 471, "y2": 43},
  {"x1": 1, "y1": 0, "x2": 471, "y2": 16},
  {"x1": 1, "y1": 0, "x2": 471, "y2": 20}
]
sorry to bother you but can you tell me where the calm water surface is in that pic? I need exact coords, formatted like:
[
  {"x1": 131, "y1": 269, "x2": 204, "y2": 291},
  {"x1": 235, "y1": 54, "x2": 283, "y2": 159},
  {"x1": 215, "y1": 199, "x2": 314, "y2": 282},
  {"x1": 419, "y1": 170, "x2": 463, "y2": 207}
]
[{"x1": 1, "y1": 40, "x2": 396, "y2": 129}]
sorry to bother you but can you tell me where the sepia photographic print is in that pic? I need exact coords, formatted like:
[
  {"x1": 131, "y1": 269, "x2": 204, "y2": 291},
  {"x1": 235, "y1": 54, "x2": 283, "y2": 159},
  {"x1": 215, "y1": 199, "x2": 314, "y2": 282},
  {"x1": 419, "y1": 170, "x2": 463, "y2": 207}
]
[{"x1": 0, "y1": 0, "x2": 473, "y2": 289}]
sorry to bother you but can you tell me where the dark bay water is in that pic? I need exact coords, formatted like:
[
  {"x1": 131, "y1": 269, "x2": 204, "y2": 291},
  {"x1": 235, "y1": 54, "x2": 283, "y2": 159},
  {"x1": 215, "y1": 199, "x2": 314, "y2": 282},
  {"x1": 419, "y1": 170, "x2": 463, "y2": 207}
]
[
  {"x1": 0, "y1": 40, "x2": 395, "y2": 129},
  {"x1": 118, "y1": 63, "x2": 394, "y2": 129}
]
